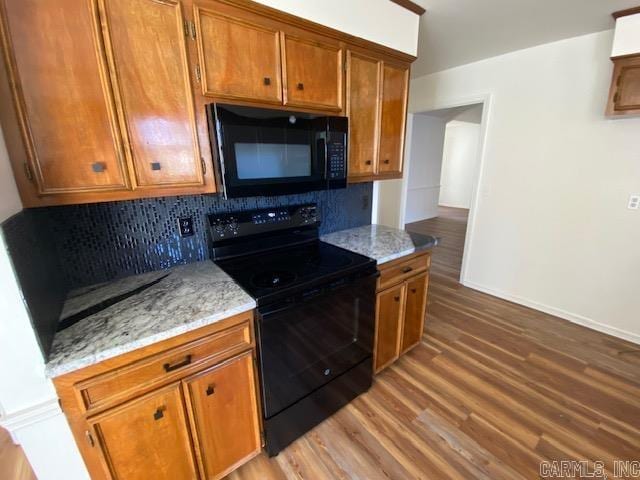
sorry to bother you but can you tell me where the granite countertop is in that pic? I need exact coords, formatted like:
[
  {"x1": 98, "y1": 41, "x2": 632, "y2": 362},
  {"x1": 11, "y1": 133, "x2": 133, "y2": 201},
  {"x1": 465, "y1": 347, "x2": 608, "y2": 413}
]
[
  {"x1": 322, "y1": 224, "x2": 438, "y2": 264},
  {"x1": 46, "y1": 261, "x2": 256, "y2": 378}
]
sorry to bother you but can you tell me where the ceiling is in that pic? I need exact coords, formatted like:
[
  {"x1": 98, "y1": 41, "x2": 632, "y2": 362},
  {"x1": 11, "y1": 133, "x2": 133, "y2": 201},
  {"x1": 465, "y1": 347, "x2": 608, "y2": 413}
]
[{"x1": 411, "y1": 0, "x2": 639, "y2": 78}]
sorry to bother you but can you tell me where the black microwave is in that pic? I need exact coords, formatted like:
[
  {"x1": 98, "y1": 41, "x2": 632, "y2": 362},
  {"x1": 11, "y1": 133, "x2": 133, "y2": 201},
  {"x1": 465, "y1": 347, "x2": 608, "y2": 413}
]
[{"x1": 207, "y1": 103, "x2": 348, "y2": 198}]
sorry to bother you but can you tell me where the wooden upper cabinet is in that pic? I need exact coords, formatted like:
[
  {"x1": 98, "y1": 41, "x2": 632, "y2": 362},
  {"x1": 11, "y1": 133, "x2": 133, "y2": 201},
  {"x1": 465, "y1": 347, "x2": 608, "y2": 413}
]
[
  {"x1": 607, "y1": 55, "x2": 640, "y2": 117},
  {"x1": 378, "y1": 64, "x2": 409, "y2": 175},
  {"x1": 374, "y1": 284, "x2": 405, "y2": 373},
  {"x1": 183, "y1": 352, "x2": 261, "y2": 480},
  {"x1": 0, "y1": 0, "x2": 129, "y2": 194},
  {"x1": 194, "y1": 6, "x2": 282, "y2": 104},
  {"x1": 282, "y1": 34, "x2": 343, "y2": 112},
  {"x1": 89, "y1": 383, "x2": 198, "y2": 480},
  {"x1": 400, "y1": 272, "x2": 429, "y2": 353},
  {"x1": 99, "y1": 0, "x2": 203, "y2": 188},
  {"x1": 347, "y1": 51, "x2": 381, "y2": 177}
]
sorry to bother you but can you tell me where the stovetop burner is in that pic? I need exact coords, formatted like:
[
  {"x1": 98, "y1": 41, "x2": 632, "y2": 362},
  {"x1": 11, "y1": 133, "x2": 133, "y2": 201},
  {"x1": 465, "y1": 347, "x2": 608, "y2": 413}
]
[{"x1": 252, "y1": 270, "x2": 297, "y2": 289}]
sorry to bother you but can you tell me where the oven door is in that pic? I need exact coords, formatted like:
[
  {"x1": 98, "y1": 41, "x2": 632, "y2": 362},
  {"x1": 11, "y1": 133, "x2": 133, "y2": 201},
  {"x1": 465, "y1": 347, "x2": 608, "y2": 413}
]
[
  {"x1": 256, "y1": 269, "x2": 377, "y2": 419},
  {"x1": 210, "y1": 103, "x2": 328, "y2": 198}
]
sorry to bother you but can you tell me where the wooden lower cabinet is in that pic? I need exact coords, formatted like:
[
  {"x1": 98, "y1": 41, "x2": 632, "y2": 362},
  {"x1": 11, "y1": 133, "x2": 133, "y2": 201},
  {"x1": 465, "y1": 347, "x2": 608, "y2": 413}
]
[
  {"x1": 53, "y1": 311, "x2": 261, "y2": 480},
  {"x1": 183, "y1": 352, "x2": 261, "y2": 480},
  {"x1": 374, "y1": 253, "x2": 430, "y2": 374},
  {"x1": 89, "y1": 383, "x2": 198, "y2": 480}
]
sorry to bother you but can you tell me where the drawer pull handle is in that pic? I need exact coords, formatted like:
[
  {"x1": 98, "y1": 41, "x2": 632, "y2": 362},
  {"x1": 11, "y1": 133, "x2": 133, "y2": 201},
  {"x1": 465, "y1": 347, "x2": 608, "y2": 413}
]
[
  {"x1": 206, "y1": 385, "x2": 215, "y2": 396},
  {"x1": 263, "y1": 77, "x2": 271, "y2": 85},
  {"x1": 297, "y1": 82, "x2": 304, "y2": 90},
  {"x1": 365, "y1": 160, "x2": 372, "y2": 165},
  {"x1": 401, "y1": 266, "x2": 413, "y2": 273},
  {"x1": 153, "y1": 406, "x2": 165, "y2": 421},
  {"x1": 163, "y1": 354, "x2": 192, "y2": 372},
  {"x1": 394, "y1": 296, "x2": 400, "y2": 302},
  {"x1": 383, "y1": 159, "x2": 390, "y2": 165}
]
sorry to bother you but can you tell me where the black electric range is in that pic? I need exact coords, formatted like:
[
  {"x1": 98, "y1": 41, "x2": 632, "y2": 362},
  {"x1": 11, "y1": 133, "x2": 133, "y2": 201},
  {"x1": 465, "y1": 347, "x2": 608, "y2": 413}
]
[{"x1": 209, "y1": 204, "x2": 377, "y2": 456}]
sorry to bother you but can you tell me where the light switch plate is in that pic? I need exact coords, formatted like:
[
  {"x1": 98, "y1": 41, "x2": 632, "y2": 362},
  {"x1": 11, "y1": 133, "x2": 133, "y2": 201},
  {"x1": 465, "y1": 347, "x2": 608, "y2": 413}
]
[{"x1": 628, "y1": 195, "x2": 640, "y2": 210}]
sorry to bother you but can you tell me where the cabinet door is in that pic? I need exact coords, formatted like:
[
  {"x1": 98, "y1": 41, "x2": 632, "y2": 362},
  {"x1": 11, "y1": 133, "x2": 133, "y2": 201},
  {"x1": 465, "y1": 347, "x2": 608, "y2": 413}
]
[
  {"x1": 282, "y1": 34, "x2": 343, "y2": 111},
  {"x1": 89, "y1": 383, "x2": 198, "y2": 480},
  {"x1": 607, "y1": 55, "x2": 640, "y2": 116},
  {"x1": 183, "y1": 352, "x2": 261, "y2": 480},
  {"x1": 374, "y1": 284, "x2": 406, "y2": 373},
  {"x1": 400, "y1": 272, "x2": 429, "y2": 353},
  {"x1": 1, "y1": 0, "x2": 129, "y2": 194},
  {"x1": 378, "y1": 64, "x2": 409, "y2": 175},
  {"x1": 99, "y1": 0, "x2": 204, "y2": 188},
  {"x1": 347, "y1": 51, "x2": 381, "y2": 178},
  {"x1": 194, "y1": 6, "x2": 282, "y2": 104}
]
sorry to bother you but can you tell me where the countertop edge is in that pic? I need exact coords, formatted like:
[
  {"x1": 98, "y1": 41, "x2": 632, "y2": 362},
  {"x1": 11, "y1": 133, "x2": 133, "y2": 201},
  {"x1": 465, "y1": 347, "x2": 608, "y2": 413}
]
[{"x1": 45, "y1": 301, "x2": 256, "y2": 379}]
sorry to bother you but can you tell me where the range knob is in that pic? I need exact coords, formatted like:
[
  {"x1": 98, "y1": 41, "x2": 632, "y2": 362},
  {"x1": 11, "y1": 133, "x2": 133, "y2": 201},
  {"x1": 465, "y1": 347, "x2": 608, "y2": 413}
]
[
  {"x1": 212, "y1": 219, "x2": 225, "y2": 235},
  {"x1": 226, "y1": 217, "x2": 239, "y2": 235}
]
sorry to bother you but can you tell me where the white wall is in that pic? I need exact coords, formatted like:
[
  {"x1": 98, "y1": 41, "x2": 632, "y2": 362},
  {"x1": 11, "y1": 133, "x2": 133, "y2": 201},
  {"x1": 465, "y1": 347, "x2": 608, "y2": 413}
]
[
  {"x1": 254, "y1": 0, "x2": 420, "y2": 55},
  {"x1": 410, "y1": 30, "x2": 640, "y2": 343},
  {"x1": 0, "y1": 128, "x2": 89, "y2": 478},
  {"x1": 404, "y1": 114, "x2": 447, "y2": 223},
  {"x1": 612, "y1": 13, "x2": 640, "y2": 57},
  {"x1": 439, "y1": 120, "x2": 481, "y2": 209}
]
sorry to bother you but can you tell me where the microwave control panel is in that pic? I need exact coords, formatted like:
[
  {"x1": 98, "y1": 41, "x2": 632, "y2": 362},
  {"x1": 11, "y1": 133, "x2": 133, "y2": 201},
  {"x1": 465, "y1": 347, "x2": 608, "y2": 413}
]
[{"x1": 327, "y1": 141, "x2": 346, "y2": 180}]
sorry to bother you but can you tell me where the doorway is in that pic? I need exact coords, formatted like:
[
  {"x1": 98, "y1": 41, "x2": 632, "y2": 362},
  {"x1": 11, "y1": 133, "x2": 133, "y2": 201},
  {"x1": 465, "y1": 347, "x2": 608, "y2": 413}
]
[{"x1": 374, "y1": 99, "x2": 488, "y2": 284}]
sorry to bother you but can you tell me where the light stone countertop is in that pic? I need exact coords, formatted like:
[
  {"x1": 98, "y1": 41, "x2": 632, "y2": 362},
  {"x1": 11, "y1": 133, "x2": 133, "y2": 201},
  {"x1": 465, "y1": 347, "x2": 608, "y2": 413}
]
[
  {"x1": 322, "y1": 224, "x2": 438, "y2": 265},
  {"x1": 45, "y1": 261, "x2": 256, "y2": 378}
]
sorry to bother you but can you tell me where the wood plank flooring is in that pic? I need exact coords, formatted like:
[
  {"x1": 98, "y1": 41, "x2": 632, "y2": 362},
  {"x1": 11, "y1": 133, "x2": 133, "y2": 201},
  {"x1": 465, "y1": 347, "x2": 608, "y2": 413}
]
[
  {"x1": 229, "y1": 207, "x2": 640, "y2": 479},
  {"x1": 0, "y1": 427, "x2": 36, "y2": 480}
]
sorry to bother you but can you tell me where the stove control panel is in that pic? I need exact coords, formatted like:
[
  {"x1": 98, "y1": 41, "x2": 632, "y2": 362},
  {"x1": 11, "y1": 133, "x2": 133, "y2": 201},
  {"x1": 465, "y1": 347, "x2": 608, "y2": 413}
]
[{"x1": 208, "y1": 204, "x2": 319, "y2": 243}]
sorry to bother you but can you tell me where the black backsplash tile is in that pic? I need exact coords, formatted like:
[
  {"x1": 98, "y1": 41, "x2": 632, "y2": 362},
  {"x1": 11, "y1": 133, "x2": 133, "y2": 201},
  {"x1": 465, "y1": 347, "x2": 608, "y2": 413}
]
[
  {"x1": 1, "y1": 210, "x2": 69, "y2": 359},
  {"x1": 44, "y1": 184, "x2": 373, "y2": 289}
]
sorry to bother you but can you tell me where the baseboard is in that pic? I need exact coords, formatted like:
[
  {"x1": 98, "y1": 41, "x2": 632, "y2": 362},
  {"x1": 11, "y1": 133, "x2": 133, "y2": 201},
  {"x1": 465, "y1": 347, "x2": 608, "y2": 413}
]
[
  {"x1": 0, "y1": 398, "x2": 62, "y2": 443},
  {"x1": 462, "y1": 280, "x2": 640, "y2": 346}
]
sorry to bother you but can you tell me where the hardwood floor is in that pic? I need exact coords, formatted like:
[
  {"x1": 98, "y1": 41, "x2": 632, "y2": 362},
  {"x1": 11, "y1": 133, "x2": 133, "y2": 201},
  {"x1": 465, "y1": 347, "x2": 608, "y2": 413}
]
[
  {"x1": 0, "y1": 427, "x2": 36, "y2": 480},
  {"x1": 229, "y1": 206, "x2": 640, "y2": 479}
]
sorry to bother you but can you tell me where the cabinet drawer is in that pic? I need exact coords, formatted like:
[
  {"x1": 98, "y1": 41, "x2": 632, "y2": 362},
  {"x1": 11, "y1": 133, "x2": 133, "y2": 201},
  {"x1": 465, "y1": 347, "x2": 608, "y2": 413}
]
[
  {"x1": 75, "y1": 321, "x2": 252, "y2": 413},
  {"x1": 378, "y1": 253, "x2": 430, "y2": 291}
]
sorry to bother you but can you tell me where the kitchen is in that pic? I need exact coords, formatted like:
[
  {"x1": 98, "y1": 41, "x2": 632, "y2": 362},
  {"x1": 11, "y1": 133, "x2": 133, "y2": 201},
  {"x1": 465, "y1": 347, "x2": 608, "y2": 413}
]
[{"x1": 1, "y1": 1, "x2": 640, "y2": 479}]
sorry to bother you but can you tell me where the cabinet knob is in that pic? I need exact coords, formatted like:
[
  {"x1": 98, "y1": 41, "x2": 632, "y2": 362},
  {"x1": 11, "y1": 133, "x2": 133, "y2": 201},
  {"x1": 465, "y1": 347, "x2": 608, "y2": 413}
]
[
  {"x1": 411, "y1": 288, "x2": 417, "y2": 294},
  {"x1": 153, "y1": 406, "x2": 165, "y2": 421},
  {"x1": 151, "y1": 162, "x2": 161, "y2": 171},
  {"x1": 401, "y1": 266, "x2": 413, "y2": 273},
  {"x1": 92, "y1": 162, "x2": 106, "y2": 173},
  {"x1": 297, "y1": 82, "x2": 304, "y2": 90},
  {"x1": 383, "y1": 159, "x2": 390, "y2": 165},
  {"x1": 394, "y1": 296, "x2": 400, "y2": 302},
  {"x1": 263, "y1": 77, "x2": 271, "y2": 86},
  {"x1": 365, "y1": 160, "x2": 372, "y2": 165},
  {"x1": 206, "y1": 385, "x2": 215, "y2": 396}
]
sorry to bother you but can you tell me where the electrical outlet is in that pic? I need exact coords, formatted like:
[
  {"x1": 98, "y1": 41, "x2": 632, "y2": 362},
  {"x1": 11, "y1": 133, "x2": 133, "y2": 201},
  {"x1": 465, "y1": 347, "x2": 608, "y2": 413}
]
[
  {"x1": 178, "y1": 217, "x2": 194, "y2": 237},
  {"x1": 628, "y1": 195, "x2": 640, "y2": 210}
]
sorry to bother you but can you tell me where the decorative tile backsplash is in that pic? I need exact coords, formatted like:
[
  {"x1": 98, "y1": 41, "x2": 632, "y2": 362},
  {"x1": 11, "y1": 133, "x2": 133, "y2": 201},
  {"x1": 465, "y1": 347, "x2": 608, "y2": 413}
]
[{"x1": 44, "y1": 184, "x2": 373, "y2": 289}]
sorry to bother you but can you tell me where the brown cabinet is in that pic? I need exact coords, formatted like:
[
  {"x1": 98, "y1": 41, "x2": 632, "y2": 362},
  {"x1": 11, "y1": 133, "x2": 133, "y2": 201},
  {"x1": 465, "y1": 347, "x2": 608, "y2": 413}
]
[
  {"x1": 346, "y1": 52, "x2": 381, "y2": 178},
  {"x1": 374, "y1": 252, "x2": 431, "y2": 374},
  {"x1": 378, "y1": 64, "x2": 409, "y2": 175},
  {"x1": 606, "y1": 54, "x2": 640, "y2": 117},
  {"x1": 184, "y1": 352, "x2": 261, "y2": 480},
  {"x1": 193, "y1": 4, "x2": 283, "y2": 104},
  {"x1": 99, "y1": 0, "x2": 204, "y2": 188},
  {"x1": 374, "y1": 284, "x2": 406, "y2": 372},
  {"x1": 347, "y1": 52, "x2": 409, "y2": 182},
  {"x1": 89, "y1": 384, "x2": 198, "y2": 480},
  {"x1": 53, "y1": 311, "x2": 261, "y2": 480},
  {"x1": 0, "y1": 0, "x2": 130, "y2": 195},
  {"x1": 282, "y1": 34, "x2": 343, "y2": 111}
]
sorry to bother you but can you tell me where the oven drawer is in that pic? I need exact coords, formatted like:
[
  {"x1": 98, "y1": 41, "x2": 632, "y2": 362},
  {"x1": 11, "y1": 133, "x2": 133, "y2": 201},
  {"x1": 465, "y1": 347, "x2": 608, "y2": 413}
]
[
  {"x1": 75, "y1": 321, "x2": 252, "y2": 413},
  {"x1": 378, "y1": 252, "x2": 430, "y2": 291}
]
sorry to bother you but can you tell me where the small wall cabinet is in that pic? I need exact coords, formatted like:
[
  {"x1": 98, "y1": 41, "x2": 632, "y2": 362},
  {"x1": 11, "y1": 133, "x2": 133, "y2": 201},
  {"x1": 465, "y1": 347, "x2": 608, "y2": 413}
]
[
  {"x1": 606, "y1": 54, "x2": 640, "y2": 117},
  {"x1": 374, "y1": 252, "x2": 431, "y2": 373},
  {"x1": 347, "y1": 50, "x2": 409, "y2": 182},
  {"x1": 53, "y1": 311, "x2": 261, "y2": 480}
]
